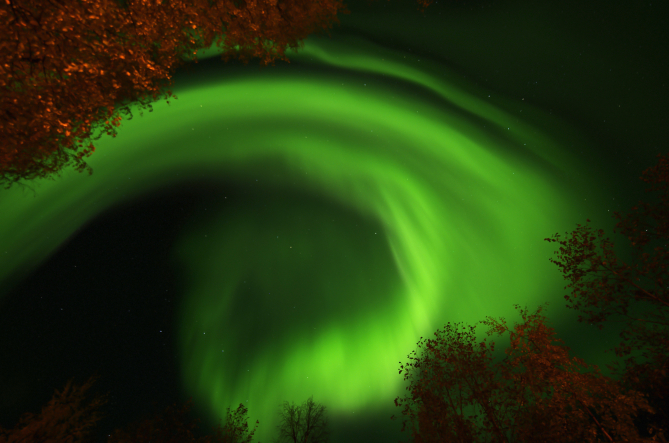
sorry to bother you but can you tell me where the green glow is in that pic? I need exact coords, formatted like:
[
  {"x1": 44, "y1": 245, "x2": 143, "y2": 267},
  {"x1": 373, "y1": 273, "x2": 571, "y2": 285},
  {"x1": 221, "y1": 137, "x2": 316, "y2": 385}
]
[{"x1": 0, "y1": 35, "x2": 606, "y2": 441}]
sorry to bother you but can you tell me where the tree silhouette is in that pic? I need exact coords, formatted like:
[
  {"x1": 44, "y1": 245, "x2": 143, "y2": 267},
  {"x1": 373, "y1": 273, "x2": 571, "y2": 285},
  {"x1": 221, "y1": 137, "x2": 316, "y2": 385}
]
[
  {"x1": 208, "y1": 402, "x2": 260, "y2": 443},
  {"x1": 0, "y1": 374, "x2": 260, "y2": 443},
  {"x1": 0, "y1": 0, "x2": 432, "y2": 189},
  {"x1": 0, "y1": 374, "x2": 109, "y2": 443},
  {"x1": 272, "y1": 396, "x2": 330, "y2": 443},
  {"x1": 391, "y1": 302, "x2": 656, "y2": 443},
  {"x1": 544, "y1": 151, "x2": 669, "y2": 441},
  {"x1": 107, "y1": 398, "x2": 259, "y2": 443},
  {"x1": 106, "y1": 398, "x2": 205, "y2": 443}
]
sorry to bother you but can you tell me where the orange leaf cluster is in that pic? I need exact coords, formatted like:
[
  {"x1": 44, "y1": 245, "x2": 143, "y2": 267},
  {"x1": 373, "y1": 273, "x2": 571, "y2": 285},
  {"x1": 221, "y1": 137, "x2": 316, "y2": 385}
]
[
  {"x1": 392, "y1": 155, "x2": 669, "y2": 443},
  {"x1": 392, "y1": 303, "x2": 657, "y2": 443},
  {"x1": 545, "y1": 152, "x2": 669, "y2": 440},
  {"x1": 0, "y1": 373, "x2": 259, "y2": 443},
  {"x1": 0, "y1": 0, "x2": 369, "y2": 189},
  {"x1": 0, "y1": 374, "x2": 109, "y2": 443}
]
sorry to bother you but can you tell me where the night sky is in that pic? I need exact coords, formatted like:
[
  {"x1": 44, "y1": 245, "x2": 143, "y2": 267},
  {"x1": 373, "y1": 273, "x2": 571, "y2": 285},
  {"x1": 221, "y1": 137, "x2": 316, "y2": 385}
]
[{"x1": 0, "y1": 0, "x2": 667, "y2": 442}]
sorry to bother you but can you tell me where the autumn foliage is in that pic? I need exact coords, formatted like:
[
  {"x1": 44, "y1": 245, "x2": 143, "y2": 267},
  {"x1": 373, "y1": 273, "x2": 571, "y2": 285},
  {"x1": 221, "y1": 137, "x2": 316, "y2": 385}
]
[
  {"x1": 391, "y1": 302, "x2": 656, "y2": 443},
  {"x1": 0, "y1": 374, "x2": 109, "y2": 443},
  {"x1": 391, "y1": 153, "x2": 669, "y2": 442},
  {"x1": 0, "y1": 374, "x2": 259, "y2": 443},
  {"x1": 0, "y1": 0, "x2": 432, "y2": 189},
  {"x1": 2, "y1": 155, "x2": 668, "y2": 442},
  {"x1": 107, "y1": 397, "x2": 259, "y2": 443},
  {"x1": 0, "y1": 0, "x2": 348, "y2": 188},
  {"x1": 544, "y1": 152, "x2": 669, "y2": 440}
]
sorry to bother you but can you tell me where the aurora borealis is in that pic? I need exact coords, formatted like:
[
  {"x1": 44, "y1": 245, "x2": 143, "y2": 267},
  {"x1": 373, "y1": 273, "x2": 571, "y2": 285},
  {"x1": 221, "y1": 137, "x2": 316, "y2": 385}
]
[{"x1": 0, "y1": 1, "x2": 666, "y2": 442}]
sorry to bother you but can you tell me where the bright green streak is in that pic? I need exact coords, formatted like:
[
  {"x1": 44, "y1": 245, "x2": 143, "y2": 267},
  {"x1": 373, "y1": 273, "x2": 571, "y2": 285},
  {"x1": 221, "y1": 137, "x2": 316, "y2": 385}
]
[{"x1": 0, "y1": 35, "x2": 600, "y2": 442}]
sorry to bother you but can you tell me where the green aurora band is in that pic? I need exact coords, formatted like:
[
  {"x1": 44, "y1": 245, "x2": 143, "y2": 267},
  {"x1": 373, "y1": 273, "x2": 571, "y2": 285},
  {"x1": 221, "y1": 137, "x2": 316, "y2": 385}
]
[{"x1": 1, "y1": 35, "x2": 613, "y2": 441}]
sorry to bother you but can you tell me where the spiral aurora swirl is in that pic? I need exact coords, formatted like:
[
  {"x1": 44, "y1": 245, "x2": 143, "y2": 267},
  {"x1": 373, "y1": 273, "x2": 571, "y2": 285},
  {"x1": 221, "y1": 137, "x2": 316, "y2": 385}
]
[{"x1": 0, "y1": 34, "x2": 603, "y2": 442}]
